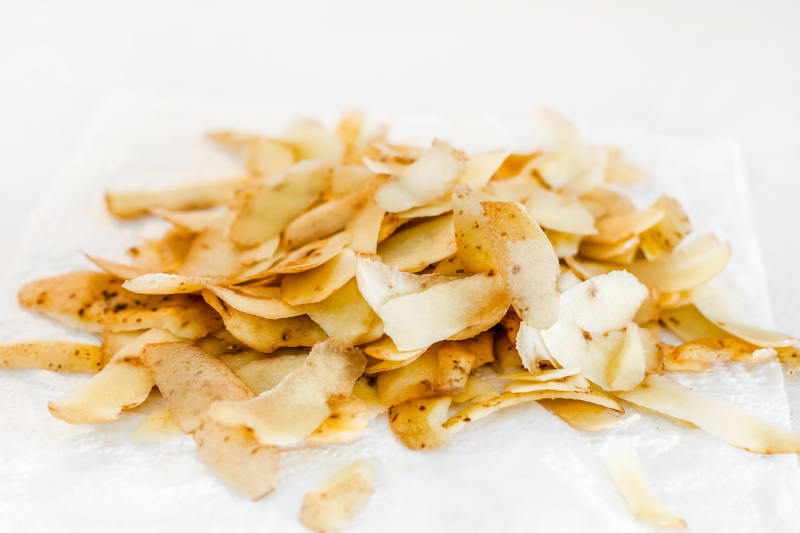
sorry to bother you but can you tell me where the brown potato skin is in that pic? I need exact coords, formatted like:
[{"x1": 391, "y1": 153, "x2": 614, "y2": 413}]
[
  {"x1": 19, "y1": 271, "x2": 222, "y2": 338},
  {"x1": 142, "y1": 342, "x2": 277, "y2": 500}
]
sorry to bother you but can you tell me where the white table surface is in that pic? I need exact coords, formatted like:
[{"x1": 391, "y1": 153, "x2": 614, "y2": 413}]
[{"x1": 0, "y1": 0, "x2": 797, "y2": 326}]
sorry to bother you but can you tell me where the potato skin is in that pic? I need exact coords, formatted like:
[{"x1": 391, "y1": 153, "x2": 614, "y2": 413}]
[{"x1": 19, "y1": 271, "x2": 221, "y2": 338}]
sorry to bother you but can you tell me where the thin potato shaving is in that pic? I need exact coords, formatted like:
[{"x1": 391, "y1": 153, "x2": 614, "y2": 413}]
[
  {"x1": 106, "y1": 178, "x2": 250, "y2": 218},
  {"x1": 203, "y1": 290, "x2": 326, "y2": 352},
  {"x1": 617, "y1": 375, "x2": 800, "y2": 453},
  {"x1": 606, "y1": 442, "x2": 686, "y2": 529},
  {"x1": 444, "y1": 390, "x2": 622, "y2": 434},
  {"x1": 299, "y1": 460, "x2": 374, "y2": 533}
]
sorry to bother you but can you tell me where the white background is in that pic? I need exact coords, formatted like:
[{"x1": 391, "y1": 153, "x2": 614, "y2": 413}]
[{"x1": 1, "y1": 0, "x2": 798, "y2": 331}]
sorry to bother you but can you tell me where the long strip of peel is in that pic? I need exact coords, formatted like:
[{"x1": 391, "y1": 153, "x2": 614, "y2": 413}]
[
  {"x1": 606, "y1": 442, "x2": 686, "y2": 529},
  {"x1": 616, "y1": 375, "x2": 800, "y2": 453}
]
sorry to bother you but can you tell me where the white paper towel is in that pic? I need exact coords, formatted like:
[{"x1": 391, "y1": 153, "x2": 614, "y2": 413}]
[{"x1": 0, "y1": 92, "x2": 797, "y2": 533}]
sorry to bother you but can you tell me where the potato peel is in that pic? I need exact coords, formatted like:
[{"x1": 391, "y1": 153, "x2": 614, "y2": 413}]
[
  {"x1": 299, "y1": 460, "x2": 375, "y2": 533},
  {"x1": 616, "y1": 375, "x2": 800, "y2": 453},
  {"x1": 606, "y1": 442, "x2": 686, "y2": 529},
  {"x1": 444, "y1": 390, "x2": 622, "y2": 434},
  {"x1": 210, "y1": 339, "x2": 366, "y2": 445}
]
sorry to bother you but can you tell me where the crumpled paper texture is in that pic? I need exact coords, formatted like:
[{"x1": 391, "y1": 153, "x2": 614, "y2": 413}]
[{"x1": 0, "y1": 93, "x2": 797, "y2": 532}]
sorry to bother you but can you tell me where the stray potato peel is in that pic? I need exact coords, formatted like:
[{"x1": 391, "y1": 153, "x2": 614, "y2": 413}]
[
  {"x1": 19, "y1": 272, "x2": 222, "y2": 338},
  {"x1": 606, "y1": 442, "x2": 686, "y2": 529},
  {"x1": 0, "y1": 341, "x2": 104, "y2": 373},
  {"x1": 299, "y1": 460, "x2": 374, "y2": 533},
  {"x1": 617, "y1": 375, "x2": 800, "y2": 453},
  {"x1": 106, "y1": 178, "x2": 250, "y2": 218}
]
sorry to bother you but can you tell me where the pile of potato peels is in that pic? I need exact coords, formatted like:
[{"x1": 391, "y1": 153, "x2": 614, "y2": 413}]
[{"x1": 4, "y1": 109, "x2": 800, "y2": 531}]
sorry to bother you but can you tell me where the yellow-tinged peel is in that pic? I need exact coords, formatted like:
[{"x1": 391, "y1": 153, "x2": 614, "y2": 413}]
[
  {"x1": 639, "y1": 196, "x2": 691, "y2": 260},
  {"x1": 460, "y1": 149, "x2": 510, "y2": 189},
  {"x1": 579, "y1": 235, "x2": 640, "y2": 263},
  {"x1": 499, "y1": 368, "x2": 580, "y2": 382},
  {"x1": 388, "y1": 396, "x2": 452, "y2": 450},
  {"x1": 363, "y1": 336, "x2": 426, "y2": 362},
  {"x1": 301, "y1": 279, "x2": 382, "y2": 345},
  {"x1": 710, "y1": 320, "x2": 799, "y2": 349},
  {"x1": 205, "y1": 284, "x2": 302, "y2": 319},
  {"x1": 85, "y1": 254, "x2": 150, "y2": 280},
  {"x1": 365, "y1": 352, "x2": 425, "y2": 375},
  {"x1": 299, "y1": 460, "x2": 375, "y2": 533},
  {"x1": 606, "y1": 442, "x2": 687, "y2": 529},
  {"x1": 19, "y1": 272, "x2": 221, "y2": 338},
  {"x1": 246, "y1": 137, "x2": 296, "y2": 177},
  {"x1": 397, "y1": 202, "x2": 452, "y2": 220},
  {"x1": 346, "y1": 196, "x2": 385, "y2": 254},
  {"x1": 281, "y1": 249, "x2": 357, "y2": 305},
  {"x1": 203, "y1": 291, "x2": 326, "y2": 352},
  {"x1": 0, "y1": 341, "x2": 104, "y2": 373},
  {"x1": 378, "y1": 272, "x2": 507, "y2": 351},
  {"x1": 232, "y1": 351, "x2": 307, "y2": 394},
  {"x1": 377, "y1": 214, "x2": 456, "y2": 272},
  {"x1": 131, "y1": 407, "x2": 185, "y2": 442},
  {"x1": 452, "y1": 376, "x2": 497, "y2": 404},
  {"x1": 149, "y1": 207, "x2": 220, "y2": 233},
  {"x1": 616, "y1": 375, "x2": 800, "y2": 453},
  {"x1": 542, "y1": 399, "x2": 632, "y2": 431},
  {"x1": 122, "y1": 273, "x2": 209, "y2": 294},
  {"x1": 375, "y1": 140, "x2": 466, "y2": 212},
  {"x1": 106, "y1": 178, "x2": 250, "y2": 218},
  {"x1": 230, "y1": 161, "x2": 329, "y2": 247},
  {"x1": 451, "y1": 185, "x2": 497, "y2": 273},
  {"x1": 585, "y1": 204, "x2": 665, "y2": 245},
  {"x1": 209, "y1": 339, "x2": 366, "y2": 445},
  {"x1": 307, "y1": 396, "x2": 370, "y2": 444},
  {"x1": 48, "y1": 329, "x2": 181, "y2": 424},
  {"x1": 285, "y1": 187, "x2": 370, "y2": 249},
  {"x1": 660, "y1": 304, "x2": 799, "y2": 349},
  {"x1": 285, "y1": 118, "x2": 344, "y2": 165},
  {"x1": 268, "y1": 231, "x2": 351, "y2": 275},
  {"x1": 503, "y1": 377, "x2": 590, "y2": 394},
  {"x1": 523, "y1": 186, "x2": 597, "y2": 235},
  {"x1": 444, "y1": 390, "x2": 622, "y2": 434}
]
